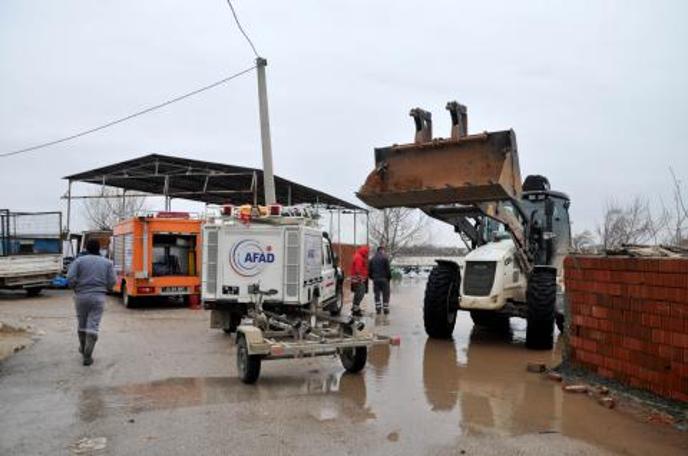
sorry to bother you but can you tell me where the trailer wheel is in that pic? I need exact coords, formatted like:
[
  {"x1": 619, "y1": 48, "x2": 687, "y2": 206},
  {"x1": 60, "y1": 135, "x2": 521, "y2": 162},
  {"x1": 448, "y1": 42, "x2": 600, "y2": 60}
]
[
  {"x1": 340, "y1": 346, "x2": 367, "y2": 373},
  {"x1": 423, "y1": 262, "x2": 460, "y2": 339},
  {"x1": 236, "y1": 334, "x2": 261, "y2": 384},
  {"x1": 526, "y1": 267, "x2": 556, "y2": 350},
  {"x1": 26, "y1": 287, "x2": 43, "y2": 297}
]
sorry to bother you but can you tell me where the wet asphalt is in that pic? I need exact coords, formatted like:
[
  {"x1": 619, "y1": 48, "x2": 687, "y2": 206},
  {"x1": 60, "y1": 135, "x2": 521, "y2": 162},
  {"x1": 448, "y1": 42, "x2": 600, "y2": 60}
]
[{"x1": 0, "y1": 281, "x2": 686, "y2": 455}]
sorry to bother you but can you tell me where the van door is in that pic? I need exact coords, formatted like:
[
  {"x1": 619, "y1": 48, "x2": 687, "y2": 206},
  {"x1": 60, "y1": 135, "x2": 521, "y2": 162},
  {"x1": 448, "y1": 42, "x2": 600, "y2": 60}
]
[{"x1": 320, "y1": 236, "x2": 336, "y2": 303}]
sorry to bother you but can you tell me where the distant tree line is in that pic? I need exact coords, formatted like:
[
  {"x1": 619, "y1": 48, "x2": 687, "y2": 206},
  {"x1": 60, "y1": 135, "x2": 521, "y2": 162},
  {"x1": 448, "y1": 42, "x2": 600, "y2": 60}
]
[{"x1": 574, "y1": 168, "x2": 688, "y2": 253}]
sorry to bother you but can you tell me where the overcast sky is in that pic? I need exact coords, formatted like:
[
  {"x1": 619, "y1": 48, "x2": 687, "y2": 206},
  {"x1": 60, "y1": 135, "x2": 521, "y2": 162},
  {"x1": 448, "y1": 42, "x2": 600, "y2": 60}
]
[{"x1": 1, "y1": 0, "x2": 686, "y2": 245}]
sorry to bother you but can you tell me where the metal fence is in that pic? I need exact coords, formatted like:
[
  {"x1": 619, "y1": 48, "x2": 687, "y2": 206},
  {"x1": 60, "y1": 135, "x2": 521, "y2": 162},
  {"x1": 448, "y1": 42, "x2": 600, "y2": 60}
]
[{"x1": 0, "y1": 210, "x2": 62, "y2": 256}]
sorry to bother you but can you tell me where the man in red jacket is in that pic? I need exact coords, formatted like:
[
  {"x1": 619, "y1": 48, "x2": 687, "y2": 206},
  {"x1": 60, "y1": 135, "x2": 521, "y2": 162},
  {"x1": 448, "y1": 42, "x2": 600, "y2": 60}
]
[{"x1": 350, "y1": 245, "x2": 369, "y2": 316}]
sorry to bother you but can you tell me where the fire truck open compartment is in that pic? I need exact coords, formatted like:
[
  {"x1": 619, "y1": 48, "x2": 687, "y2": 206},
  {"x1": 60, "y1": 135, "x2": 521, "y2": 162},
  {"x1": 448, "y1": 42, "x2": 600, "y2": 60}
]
[
  {"x1": 111, "y1": 215, "x2": 202, "y2": 306},
  {"x1": 152, "y1": 234, "x2": 197, "y2": 277}
]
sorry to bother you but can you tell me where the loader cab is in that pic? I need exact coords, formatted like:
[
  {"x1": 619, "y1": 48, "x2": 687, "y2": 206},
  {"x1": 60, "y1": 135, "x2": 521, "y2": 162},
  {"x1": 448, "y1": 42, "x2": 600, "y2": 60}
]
[{"x1": 520, "y1": 190, "x2": 571, "y2": 269}]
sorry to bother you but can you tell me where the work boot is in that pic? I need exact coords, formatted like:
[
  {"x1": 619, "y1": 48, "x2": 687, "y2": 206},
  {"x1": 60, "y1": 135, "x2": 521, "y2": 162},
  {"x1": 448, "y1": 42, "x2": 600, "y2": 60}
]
[
  {"x1": 78, "y1": 331, "x2": 86, "y2": 354},
  {"x1": 82, "y1": 333, "x2": 98, "y2": 366}
]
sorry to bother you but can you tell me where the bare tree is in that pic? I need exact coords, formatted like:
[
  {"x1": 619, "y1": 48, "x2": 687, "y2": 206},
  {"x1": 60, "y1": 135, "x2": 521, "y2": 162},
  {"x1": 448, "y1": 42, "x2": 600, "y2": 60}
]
[
  {"x1": 666, "y1": 167, "x2": 688, "y2": 246},
  {"x1": 368, "y1": 208, "x2": 428, "y2": 259},
  {"x1": 83, "y1": 188, "x2": 147, "y2": 230},
  {"x1": 572, "y1": 230, "x2": 596, "y2": 253},
  {"x1": 597, "y1": 197, "x2": 667, "y2": 250}
]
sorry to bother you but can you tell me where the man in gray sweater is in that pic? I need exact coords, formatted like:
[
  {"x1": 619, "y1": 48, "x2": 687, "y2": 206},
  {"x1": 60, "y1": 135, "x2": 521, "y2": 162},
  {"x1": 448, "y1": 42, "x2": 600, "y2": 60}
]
[{"x1": 67, "y1": 239, "x2": 116, "y2": 366}]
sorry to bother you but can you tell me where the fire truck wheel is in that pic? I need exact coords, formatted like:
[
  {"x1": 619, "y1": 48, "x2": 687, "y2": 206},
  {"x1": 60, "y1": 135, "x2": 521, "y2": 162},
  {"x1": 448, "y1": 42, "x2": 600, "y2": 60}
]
[
  {"x1": 122, "y1": 285, "x2": 137, "y2": 309},
  {"x1": 236, "y1": 334, "x2": 261, "y2": 384},
  {"x1": 340, "y1": 346, "x2": 367, "y2": 373}
]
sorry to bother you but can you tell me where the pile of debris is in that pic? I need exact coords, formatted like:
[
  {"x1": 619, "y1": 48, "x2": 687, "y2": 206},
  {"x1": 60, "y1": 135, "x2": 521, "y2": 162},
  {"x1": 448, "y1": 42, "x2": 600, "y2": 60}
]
[{"x1": 605, "y1": 244, "x2": 688, "y2": 258}]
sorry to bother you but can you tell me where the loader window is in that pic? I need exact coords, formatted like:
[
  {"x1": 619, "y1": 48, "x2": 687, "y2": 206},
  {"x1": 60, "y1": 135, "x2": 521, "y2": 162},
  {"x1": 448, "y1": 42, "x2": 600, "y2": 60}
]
[{"x1": 152, "y1": 234, "x2": 197, "y2": 276}]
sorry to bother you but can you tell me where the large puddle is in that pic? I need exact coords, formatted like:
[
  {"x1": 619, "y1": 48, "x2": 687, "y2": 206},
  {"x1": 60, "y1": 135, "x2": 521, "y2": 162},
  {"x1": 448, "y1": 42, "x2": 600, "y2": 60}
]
[{"x1": 69, "y1": 280, "x2": 687, "y2": 455}]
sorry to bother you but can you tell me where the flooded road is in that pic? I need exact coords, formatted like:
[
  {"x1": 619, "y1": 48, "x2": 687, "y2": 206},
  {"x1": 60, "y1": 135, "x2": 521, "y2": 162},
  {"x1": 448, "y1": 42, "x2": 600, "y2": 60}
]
[{"x1": 0, "y1": 283, "x2": 686, "y2": 455}]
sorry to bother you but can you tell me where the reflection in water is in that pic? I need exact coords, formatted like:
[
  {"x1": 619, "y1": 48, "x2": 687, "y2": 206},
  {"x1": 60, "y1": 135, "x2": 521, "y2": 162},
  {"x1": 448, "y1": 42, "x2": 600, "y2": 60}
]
[
  {"x1": 422, "y1": 339, "x2": 459, "y2": 412},
  {"x1": 339, "y1": 372, "x2": 375, "y2": 421},
  {"x1": 459, "y1": 327, "x2": 557, "y2": 435},
  {"x1": 75, "y1": 372, "x2": 377, "y2": 423},
  {"x1": 368, "y1": 343, "x2": 390, "y2": 379},
  {"x1": 420, "y1": 325, "x2": 560, "y2": 435}
]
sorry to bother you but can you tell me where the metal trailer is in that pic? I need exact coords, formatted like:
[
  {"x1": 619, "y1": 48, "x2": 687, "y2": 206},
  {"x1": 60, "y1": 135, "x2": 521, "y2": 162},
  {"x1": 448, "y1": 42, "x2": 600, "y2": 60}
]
[{"x1": 235, "y1": 285, "x2": 396, "y2": 384}]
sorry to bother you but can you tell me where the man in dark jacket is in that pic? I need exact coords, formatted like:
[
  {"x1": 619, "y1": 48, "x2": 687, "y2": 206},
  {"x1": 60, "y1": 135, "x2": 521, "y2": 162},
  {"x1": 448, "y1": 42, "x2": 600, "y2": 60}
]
[
  {"x1": 67, "y1": 239, "x2": 116, "y2": 366},
  {"x1": 369, "y1": 246, "x2": 392, "y2": 314}
]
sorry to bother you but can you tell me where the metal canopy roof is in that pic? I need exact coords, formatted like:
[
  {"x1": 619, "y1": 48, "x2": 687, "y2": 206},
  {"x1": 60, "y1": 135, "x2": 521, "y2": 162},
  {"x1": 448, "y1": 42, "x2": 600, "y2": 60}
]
[{"x1": 64, "y1": 153, "x2": 363, "y2": 210}]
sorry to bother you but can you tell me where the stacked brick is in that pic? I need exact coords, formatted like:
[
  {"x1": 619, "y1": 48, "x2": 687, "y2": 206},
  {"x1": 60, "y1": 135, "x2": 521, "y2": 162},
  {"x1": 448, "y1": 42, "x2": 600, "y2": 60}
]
[{"x1": 564, "y1": 256, "x2": 688, "y2": 403}]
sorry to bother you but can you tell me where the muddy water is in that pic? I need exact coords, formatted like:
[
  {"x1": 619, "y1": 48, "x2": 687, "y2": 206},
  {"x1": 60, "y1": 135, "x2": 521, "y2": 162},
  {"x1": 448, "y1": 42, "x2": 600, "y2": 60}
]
[{"x1": 1, "y1": 285, "x2": 686, "y2": 455}]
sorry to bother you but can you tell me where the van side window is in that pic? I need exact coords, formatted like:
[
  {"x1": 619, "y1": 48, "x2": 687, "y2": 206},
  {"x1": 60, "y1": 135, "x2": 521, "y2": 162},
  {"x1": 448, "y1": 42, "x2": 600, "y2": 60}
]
[{"x1": 322, "y1": 241, "x2": 332, "y2": 266}]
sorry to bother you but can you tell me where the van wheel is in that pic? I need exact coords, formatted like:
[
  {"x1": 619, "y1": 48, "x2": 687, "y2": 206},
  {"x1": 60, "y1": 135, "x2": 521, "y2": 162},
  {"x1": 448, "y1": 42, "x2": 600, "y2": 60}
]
[
  {"x1": 236, "y1": 334, "x2": 261, "y2": 384},
  {"x1": 223, "y1": 312, "x2": 243, "y2": 334},
  {"x1": 526, "y1": 267, "x2": 556, "y2": 350},
  {"x1": 423, "y1": 262, "x2": 460, "y2": 339},
  {"x1": 329, "y1": 289, "x2": 344, "y2": 316}
]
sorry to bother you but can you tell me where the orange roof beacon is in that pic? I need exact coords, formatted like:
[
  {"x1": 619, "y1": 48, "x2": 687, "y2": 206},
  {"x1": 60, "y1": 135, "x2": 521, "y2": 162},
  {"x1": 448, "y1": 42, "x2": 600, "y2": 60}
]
[{"x1": 111, "y1": 212, "x2": 201, "y2": 307}]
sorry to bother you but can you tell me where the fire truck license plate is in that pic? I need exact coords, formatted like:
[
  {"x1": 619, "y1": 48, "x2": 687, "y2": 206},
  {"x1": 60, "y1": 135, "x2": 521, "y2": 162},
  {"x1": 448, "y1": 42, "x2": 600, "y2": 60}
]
[{"x1": 161, "y1": 286, "x2": 187, "y2": 294}]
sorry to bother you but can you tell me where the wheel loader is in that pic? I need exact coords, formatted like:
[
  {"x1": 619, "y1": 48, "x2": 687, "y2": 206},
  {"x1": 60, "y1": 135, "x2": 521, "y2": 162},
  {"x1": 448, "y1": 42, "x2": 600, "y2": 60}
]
[{"x1": 357, "y1": 102, "x2": 571, "y2": 349}]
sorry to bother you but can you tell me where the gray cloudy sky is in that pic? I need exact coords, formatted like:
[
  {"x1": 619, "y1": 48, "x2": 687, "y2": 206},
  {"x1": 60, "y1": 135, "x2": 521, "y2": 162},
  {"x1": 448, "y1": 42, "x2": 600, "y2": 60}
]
[{"x1": 1, "y1": 0, "x2": 687, "y2": 244}]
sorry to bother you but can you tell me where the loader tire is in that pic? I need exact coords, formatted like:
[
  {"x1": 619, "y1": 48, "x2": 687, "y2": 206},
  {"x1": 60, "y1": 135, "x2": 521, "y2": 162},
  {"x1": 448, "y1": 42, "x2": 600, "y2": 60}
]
[
  {"x1": 555, "y1": 313, "x2": 565, "y2": 333},
  {"x1": 526, "y1": 267, "x2": 556, "y2": 350},
  {"x1": 424, "y1": 262, "x2": 460, "y2": 339},
  {"x1": 236, "y1": 334, "x2": 261, "y2": 384}
]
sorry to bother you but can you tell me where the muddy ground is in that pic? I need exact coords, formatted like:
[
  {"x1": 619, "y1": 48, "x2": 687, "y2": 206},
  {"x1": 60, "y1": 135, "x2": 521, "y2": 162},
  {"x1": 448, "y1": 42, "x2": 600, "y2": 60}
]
[{"x1": 0, "y1": 282, "x2": 686, "y2": 455}]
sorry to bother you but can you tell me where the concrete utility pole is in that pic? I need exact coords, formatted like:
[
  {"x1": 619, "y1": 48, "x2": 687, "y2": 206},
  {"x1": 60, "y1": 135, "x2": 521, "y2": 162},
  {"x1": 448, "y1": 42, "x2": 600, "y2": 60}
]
[{"x1": 256, "y1": 57, "x2": 276, "y2": 205}]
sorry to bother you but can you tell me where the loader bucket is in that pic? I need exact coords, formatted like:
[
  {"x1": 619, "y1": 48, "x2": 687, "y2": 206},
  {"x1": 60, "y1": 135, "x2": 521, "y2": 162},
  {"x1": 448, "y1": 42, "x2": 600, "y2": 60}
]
[{"x1": 357, "y1": 130, "x2": 522, "y2": 209}]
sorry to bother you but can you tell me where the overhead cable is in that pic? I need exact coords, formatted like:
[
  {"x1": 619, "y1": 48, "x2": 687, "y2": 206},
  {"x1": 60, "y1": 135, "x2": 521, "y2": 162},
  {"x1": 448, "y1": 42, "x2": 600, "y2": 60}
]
[
  {"x1": 225, "y1": 0, "x2": 260, "y2": 58},
  {"x1": 1, "y1": 65, "x2": 256, "y2": 158}
]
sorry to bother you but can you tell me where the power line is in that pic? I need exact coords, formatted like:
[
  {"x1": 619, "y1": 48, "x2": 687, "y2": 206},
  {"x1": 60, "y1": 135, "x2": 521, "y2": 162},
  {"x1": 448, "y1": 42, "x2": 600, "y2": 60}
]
[
  {"x1": 225, "y1": 0, "x2": 260, "y2": 58},
  {"x1": 1, "y1": 65, "x2": 256, "y2": 159}
]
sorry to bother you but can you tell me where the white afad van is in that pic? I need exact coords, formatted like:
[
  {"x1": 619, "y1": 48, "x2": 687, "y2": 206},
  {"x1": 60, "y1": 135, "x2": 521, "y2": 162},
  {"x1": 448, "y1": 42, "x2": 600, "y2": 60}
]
[{"x1": 202, "y1": 206, "x2": 343, "y2": 334}]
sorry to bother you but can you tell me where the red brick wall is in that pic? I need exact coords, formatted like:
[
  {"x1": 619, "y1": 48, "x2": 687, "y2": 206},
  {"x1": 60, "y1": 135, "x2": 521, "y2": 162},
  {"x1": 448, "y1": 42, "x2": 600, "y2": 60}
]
[{"x1": 564, "y1": 256, "x2": 688, "y2": 403}]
